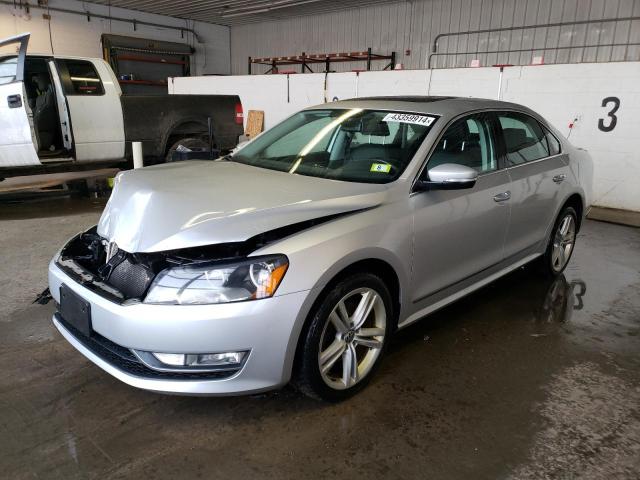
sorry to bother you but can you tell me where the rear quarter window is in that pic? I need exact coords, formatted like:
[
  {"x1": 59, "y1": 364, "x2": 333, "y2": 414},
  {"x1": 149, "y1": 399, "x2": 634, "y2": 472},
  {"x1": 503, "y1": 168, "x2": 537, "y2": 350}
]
[{"x1": 544, "y1": 127, "x2": 562, "y2": 156}]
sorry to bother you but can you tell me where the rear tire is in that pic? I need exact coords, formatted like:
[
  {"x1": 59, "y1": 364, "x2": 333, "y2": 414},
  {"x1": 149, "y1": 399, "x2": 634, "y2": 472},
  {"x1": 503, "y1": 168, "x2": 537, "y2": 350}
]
[
  {"x1": 292, "y1": 273, "x2": 392, "y2": 402},
  {"x1": 539, "y1": 206, "x2": 578, "y2": 276}
]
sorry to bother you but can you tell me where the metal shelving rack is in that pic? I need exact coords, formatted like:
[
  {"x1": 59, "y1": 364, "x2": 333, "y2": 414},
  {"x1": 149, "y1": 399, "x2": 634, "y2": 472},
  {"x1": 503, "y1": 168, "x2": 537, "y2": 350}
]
[
  {"x1": 248, "y1": 48, "x2": 396, "y2": 74},
  {"x1": 101, "y1": 34, "x2": 193, "y2": 94}
]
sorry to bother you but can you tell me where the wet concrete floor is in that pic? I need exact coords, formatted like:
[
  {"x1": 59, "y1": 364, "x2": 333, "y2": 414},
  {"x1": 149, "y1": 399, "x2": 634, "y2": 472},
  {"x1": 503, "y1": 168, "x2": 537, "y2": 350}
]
[{"x1": 1, "y1": 197, "x2": 639, "y2": 479}]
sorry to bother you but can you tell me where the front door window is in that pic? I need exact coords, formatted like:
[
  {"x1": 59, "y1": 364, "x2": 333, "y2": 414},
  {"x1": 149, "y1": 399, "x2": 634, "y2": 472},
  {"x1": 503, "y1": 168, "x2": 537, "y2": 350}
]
[{"x1": 427, "y1": 114, "x2": 497, "y2": 174}]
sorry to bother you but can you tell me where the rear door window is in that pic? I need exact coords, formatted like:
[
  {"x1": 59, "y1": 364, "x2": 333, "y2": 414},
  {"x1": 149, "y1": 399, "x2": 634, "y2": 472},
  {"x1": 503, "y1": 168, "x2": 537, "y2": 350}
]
[
  {"x1": 57, "y1": 59, "x2": 104, "y2": 95},
  {"x1": 498, "y1": 112, "x2": 550, "y2": 165}
]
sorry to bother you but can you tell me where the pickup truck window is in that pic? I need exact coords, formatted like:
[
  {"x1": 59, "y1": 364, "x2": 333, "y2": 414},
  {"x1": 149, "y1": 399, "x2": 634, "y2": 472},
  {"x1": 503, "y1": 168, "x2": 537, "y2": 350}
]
[
  {"x1": 57, "y1": 59, "x2": 104, "y2": 96},
  {"x1": 0, "y1": 56, "x2": 18, "y2": 85}
]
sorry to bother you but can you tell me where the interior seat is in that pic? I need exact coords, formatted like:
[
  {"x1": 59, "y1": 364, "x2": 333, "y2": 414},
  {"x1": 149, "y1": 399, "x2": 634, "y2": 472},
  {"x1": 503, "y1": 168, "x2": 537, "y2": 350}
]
[
  {"x1": 350, "y1": 143, "x2": 401, "y2": 160},
  {"x1": 502, "y1": 128, "x2": 528, "y2": 153},
  {"x1": 32, "y1": 73, "x2": 58, "y2": 151},
  {"x1": 427, "y1": 122, "x2": 484, "y2": 171}
]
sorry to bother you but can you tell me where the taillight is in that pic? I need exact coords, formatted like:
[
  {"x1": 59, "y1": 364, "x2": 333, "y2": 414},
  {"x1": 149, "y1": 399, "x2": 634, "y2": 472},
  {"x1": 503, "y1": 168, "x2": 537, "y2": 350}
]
[{"x1": 235, "y1": 102, "x2": 243, "y2": 125}]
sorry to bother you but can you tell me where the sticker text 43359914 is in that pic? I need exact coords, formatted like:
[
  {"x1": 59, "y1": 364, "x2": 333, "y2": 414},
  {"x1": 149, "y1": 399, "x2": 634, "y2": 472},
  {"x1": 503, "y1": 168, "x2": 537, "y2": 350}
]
[{"x1": 382, "y1": 113, "x2": 437, "y2": 126}]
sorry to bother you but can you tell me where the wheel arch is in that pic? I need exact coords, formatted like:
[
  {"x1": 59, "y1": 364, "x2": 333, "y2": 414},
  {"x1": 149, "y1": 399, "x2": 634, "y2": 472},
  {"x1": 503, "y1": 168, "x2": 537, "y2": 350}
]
[
  {"x1": 541, "y1": 190, "x2": 585, "y2": 254},
  {"x1": 161, "y1": 117, "x2": 212, "y2": 156},
  {"x1": 283, "y1": 252, "x2": 404, "y2": 384},
  {"x1": 560, "y1": 192, "x2": 585, "y2": 230},
  {"x1": 311, "y1": 257, "x2": 402, "y2": 325}
]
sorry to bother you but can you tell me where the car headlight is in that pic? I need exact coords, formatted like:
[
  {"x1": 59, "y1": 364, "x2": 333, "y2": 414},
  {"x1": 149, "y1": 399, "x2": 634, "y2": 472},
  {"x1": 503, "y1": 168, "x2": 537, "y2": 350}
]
[{"x1": 144, "y1": 254, "x2": 288, "y2": 305}]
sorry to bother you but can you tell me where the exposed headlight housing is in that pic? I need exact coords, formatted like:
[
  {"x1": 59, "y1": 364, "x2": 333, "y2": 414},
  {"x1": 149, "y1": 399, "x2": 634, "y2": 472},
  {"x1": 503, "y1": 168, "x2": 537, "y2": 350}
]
[{"x1": 143, "y1": 254, "x2": 288, "y2": 305}]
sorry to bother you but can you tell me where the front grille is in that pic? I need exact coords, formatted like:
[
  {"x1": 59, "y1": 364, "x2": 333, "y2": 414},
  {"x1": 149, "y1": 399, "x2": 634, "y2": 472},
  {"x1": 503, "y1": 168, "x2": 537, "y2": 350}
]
[
  {"x1": 56, "y1": 313, "x2": 238, "y2": 381},
  {"x1": 108, "y1": 257, "x2": 155, "y2": 299}
]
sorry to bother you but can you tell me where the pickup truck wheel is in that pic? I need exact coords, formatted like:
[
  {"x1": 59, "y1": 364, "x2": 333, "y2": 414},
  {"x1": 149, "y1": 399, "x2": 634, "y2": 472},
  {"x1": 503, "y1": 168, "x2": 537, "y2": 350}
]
[{"x1": 165, "y1": 137, "x2": 211, "y2": 163}]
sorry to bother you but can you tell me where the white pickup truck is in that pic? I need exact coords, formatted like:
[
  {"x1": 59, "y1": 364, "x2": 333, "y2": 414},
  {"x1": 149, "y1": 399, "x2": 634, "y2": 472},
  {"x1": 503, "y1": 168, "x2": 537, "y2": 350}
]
[{"x1": 0, "y1": 33, "x2": 244, "y2": 179}]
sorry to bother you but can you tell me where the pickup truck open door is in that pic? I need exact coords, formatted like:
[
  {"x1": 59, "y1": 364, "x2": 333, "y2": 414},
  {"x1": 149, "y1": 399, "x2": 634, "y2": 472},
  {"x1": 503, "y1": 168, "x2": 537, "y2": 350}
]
[
  {"x1": 47, "y1": 60, "x2": 73, "y2": 151},
  {"x1": 53, "y1": 58, "x2": 125, "y2": 162},
  {"x1": 0, "y1": 33, "x2": 40, "y2": 168}
]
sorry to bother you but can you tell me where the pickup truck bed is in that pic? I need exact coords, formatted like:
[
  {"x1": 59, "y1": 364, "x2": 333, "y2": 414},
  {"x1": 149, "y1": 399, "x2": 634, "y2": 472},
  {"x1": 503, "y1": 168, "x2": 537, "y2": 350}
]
[{"x1": 121, "y1": 94, "x2": 243, "y2": 159}]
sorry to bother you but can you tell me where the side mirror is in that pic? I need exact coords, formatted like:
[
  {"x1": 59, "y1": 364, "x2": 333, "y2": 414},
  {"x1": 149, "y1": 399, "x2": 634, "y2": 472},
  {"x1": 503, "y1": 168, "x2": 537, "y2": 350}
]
[{"x1": 415, "y1": 163, "x2": 478, "y2": 191}]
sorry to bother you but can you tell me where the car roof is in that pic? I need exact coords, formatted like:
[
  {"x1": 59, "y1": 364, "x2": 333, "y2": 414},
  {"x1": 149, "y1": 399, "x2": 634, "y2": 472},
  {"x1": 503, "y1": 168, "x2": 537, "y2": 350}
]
[{"x1": 306, "y1": 96, "x2": 537, "y2": 119}]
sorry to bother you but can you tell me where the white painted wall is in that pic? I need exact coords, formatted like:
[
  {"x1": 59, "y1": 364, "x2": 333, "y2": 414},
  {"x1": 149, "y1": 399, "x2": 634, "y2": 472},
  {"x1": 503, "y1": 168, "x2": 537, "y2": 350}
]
[
  {"x1": 171, "y1": 63, "x2": 640, "y2": 212},
  {"x1": 499, "y1": 63, "x2": 640, "y2": 214},
  {"x1": 0, "y1": 0, "x2": 231, "y2": 76}
]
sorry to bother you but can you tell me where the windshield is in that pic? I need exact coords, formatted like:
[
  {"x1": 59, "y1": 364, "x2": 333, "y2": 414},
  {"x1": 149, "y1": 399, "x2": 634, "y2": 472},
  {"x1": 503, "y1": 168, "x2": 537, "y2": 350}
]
[{"x1": 231, "y1": 109, "x2": 437, "y2": 184}]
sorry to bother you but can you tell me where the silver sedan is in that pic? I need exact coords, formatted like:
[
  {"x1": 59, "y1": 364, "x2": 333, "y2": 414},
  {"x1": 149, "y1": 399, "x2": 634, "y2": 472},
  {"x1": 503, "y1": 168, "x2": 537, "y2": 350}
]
[{"x1": 49, "y1": 97, "x2": 593, "y2": 401}]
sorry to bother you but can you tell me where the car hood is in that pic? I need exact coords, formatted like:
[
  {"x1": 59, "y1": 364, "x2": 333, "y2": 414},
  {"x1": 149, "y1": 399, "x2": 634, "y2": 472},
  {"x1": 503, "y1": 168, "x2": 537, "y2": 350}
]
[{"x1": 97, "y1": 161, "x2": 388, "y2": 253}]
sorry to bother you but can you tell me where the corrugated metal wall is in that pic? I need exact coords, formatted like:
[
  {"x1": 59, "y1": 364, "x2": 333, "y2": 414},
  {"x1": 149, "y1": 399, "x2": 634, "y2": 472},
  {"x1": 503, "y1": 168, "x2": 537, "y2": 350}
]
[{"x1": 230, "y1": 0, "x2": 640, "y2": 74}]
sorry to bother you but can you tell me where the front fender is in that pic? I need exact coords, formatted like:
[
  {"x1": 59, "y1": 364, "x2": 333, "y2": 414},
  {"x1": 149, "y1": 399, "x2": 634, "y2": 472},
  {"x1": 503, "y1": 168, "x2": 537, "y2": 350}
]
[
  {"x1": 253, "y1": 203, "x2": 413, "y2": 383},
  {"x1": 257, "y1": 203, "x2": 412, "y2": 303}
]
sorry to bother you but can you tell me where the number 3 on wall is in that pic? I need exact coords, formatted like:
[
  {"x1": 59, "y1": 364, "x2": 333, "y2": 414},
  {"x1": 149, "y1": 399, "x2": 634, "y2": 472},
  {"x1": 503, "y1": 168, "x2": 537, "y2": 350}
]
[{"x1": 598, "y1": 97, "x2": 620, "y2": 132}]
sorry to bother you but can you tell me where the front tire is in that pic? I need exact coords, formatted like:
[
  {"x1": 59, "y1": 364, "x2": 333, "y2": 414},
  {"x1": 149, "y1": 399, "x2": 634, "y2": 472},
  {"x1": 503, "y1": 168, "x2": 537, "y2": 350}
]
[
  {"x1": 293, "y1": 273, "x2": 393, "y2": 401},
  {"x1": 540, "y1": 206, "x2": 578, "y2": 276}
]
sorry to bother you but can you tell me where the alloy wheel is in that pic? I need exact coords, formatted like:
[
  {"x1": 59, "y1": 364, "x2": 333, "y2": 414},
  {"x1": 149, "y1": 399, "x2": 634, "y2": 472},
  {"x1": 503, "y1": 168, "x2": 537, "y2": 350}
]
[
  {"x1": 318, "y1": 287, "x2": 386, "y2": 390},
  {"x1": 551, "y1": 214, "x2": 576, "y2": 272}
]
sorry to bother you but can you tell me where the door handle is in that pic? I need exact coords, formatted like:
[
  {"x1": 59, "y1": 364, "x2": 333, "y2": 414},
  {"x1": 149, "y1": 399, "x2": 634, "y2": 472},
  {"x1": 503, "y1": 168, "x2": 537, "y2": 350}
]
[
  {"x1": 493, "y1": 191, "x2": 511, "y2": 202},
  {"x1": 7, "y1": 94, "x2": 22, "y2": 109},
  {"x1": 553, "y1": 174, "x2": 566, "y2": 184}
]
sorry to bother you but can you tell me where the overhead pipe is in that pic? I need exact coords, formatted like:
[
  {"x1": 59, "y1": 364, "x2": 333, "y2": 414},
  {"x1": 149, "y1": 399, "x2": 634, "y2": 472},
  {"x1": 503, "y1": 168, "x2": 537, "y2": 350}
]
[
  {"x1": 428, "y1": 42, "x2": 640, "y2": 68},
  {"x1": 94, "y1": 0, "x2": 396, "y2": 24},
  {"x1": 110, "y1": 0, "x2": 302, "y2": 12},
  {"x1": 221, "y1": 0, "x2": 326, "y2": 17},
  {"x1": 143, "y1": 0, "x2": 325, "y2": 19},
  {"x1": 432, "y1": 16, "x2": 640, "y2": 54},
  {"x1": 99, "y1": 0, "x2": 283, "y2": 17},
  {"x1": 0, "y1": 1, "x2": 203, "y2": 42},
  {"x1": 115, "y1": 0, "x2": 257, "y2": 8}
]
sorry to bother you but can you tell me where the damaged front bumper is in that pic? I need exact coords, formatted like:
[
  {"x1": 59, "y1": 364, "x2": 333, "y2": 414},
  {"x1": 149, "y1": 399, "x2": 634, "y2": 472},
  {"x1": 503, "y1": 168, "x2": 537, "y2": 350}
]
[{"x1": 48, "y1": 257, "x2": 310, "y2": 396}]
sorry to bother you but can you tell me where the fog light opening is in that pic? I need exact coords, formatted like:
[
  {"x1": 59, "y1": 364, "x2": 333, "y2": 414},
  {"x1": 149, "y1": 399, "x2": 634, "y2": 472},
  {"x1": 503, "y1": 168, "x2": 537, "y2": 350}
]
[
  {"x1": 190, "y1": 352, "x2": 246, "y2": 366},
  {"x1": 152, "y1": 353, "x2": 186, "y2": 366},
  {"x1": 150, "y1": 351, "x2": 248, "y2": 369}
]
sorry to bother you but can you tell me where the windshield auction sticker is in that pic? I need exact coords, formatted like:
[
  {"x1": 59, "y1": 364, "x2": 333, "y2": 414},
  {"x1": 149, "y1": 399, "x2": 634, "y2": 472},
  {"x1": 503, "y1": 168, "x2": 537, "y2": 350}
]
[
  {"x1": 370, "y1": 163, "x2": 392, "y2": 173},
  {"x1": 382, "y1": 113, "x2": 437, "y2": 126}
]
